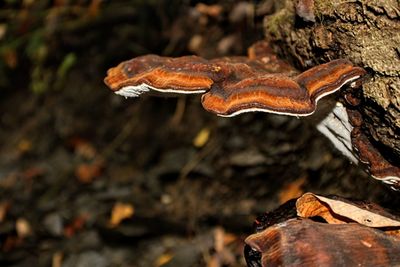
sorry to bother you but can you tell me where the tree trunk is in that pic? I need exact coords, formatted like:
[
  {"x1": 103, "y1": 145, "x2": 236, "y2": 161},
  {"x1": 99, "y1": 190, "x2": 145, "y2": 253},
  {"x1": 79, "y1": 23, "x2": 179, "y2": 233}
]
[{"x1": 261, "y1": 0, "x2": 400, "y2": 187}]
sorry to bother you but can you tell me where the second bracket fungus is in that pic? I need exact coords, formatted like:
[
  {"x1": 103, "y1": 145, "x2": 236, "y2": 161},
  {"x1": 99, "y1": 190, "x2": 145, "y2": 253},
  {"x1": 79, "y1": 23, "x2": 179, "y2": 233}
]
[{"x1": 201, "y1": 59, "x2": 365, "y2": 117}]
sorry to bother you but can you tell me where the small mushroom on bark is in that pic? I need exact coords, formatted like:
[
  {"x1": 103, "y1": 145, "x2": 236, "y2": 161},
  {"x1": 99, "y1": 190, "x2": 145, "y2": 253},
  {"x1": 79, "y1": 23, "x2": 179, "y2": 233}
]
[{"x1": 347, "y1": 109, "x2": 400, "y2": 190}]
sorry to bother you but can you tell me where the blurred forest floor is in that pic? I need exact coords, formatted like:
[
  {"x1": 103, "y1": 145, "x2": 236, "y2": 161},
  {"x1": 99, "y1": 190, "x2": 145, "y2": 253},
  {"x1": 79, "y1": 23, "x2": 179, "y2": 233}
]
[{"x1": 0, "y1": 1, "x2": 399, "y2": 267}]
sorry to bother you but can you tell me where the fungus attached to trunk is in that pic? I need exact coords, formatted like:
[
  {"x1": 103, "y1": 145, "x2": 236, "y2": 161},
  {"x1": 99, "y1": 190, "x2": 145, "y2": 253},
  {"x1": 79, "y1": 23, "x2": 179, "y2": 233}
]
[
  {"x1": 104, "y1": 53, "x2": 365, "y2": 117},
  {"x1": 346, "y1": 109, "x2": 400, "y2": 190},
  {"x1": 105, "y1": 42, "x2": 400, "y2": 190},
  {"x1": 104, "y1": 55, "x2": 215, "y2": 97},
  {"x1": 201, "y1": 59, "x2": 365, "y2": 117}
]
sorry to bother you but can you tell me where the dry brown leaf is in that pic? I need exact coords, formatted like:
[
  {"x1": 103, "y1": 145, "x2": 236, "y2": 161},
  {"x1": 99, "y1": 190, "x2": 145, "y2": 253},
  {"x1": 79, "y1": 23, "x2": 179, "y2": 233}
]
[
  {"x1": 17, "y1": 139, "x2": 32, "y2": 153},
  {"x1": 155, "y1": 253, "x2": 173, "y2": 267},
  {"x1": 3, "y1": 47, "x2": 18, "y2": 68},
  {"x1": 22, "y1": 166, "x2": 45, "y2": 180},
  {"x1": 0, "y1": 24, "x2": 7, "y2": 40},
  {"x1": 88, "y1": 0, "x2": 102, "y2": 17},
  {"x1": 75, "y1": 160, "x2": 103, "y2": 183},
  {"x1": 193, "y1": 127, "x2": 210, "y2": 148},
  {"x1": 296, "y1": 192, "x2": 400, "y2": 228},
  {"x1": 2, "y1": 235, "x2": 22, "y2": 252},
  {"x1": 223, "y1": 232, "x2": 237, "y2": 246},
  {"x1": 52, "y1": 251, "x2": 63, "y2": 267},
  {"x1": 63, "y1": 215, "x2": 87, "y2": 237},
  {"x1": 69, "y1": 137, "x2": 97, "y2": 159},
  {"x1": 195, "y1": 3, "x2": 223, "y2": 17},
  {"x1": 109, "y1": 202, "x2": 134, "y2": 227},
  {"x1": 209, "y1": 227, "x2": 237, "y2": 267},
  {"x1": 16, "y1": 218, "x2": 32, "y2": 238},
  {"x1": 0, "y1": 202, "x2": 10, "y2": 223},
  {"x1": 279, "y1": 177, "x2": 306, "y2": 204}
]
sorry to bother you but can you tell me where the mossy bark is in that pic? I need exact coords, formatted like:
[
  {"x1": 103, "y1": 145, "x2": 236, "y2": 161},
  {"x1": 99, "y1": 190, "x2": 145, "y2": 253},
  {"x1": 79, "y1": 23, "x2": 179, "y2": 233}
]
[{"x1": 262, "y1": 0, "x2": 400, "y2": 163}]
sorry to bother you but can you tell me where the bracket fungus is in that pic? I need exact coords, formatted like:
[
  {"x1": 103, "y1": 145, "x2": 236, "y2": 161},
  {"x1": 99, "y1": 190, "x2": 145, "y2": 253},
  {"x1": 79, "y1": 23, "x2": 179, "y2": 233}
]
[
  {"x1": 106, "y1": 42, "x2": 400, "y2": 189},
  {"x1": 245, "y1": 218, "x2": 400, "y2": 267},
  {"x1": 104, "y1": 44, "x2": 365, "y2": 117},
  {"x1": 347, "y1": 109, "x2": 400, "y2": 190},
  {"x1": 244, "y1": 193, "x2": 400, "y2": 267}
]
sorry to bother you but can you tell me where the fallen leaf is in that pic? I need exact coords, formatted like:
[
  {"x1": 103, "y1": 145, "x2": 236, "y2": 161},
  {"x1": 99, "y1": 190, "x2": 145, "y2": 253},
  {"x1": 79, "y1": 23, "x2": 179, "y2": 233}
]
[
  {"x1": 16, "y1": 218, "x2": 32, "y2": 238},
  {"x1": 155, "y1": 253, "x2": 174, "y2": 267},
  {"x1": 209, "y1": 227, "x2": 237, "y2": 267},
  {"x1": 279, "y1": 177, "x2": 306, "y2": 204},
  {"x1": 3, "y1": 47, "x2": 18, "y2": 68},
  {"x1": 0, "y1": 24, "x2": 7, "y2": 40},
  {"x1": 195, "y1": 3, "x2": 223, "y2": 17},
  {"x1": 69, "y1": 137, "x2": 97, "y2": 159},
  {"x1": 109, "y1": 202, "x2": 134, "y2": 227},
  {"x1": 63, "y1": 215, "x2": 87, "y2": 237},
  {"x1": 22, "y1": 166, "x2": 45, "y2": 180},
  {"x1": 193, "y1": 127, "x2": 210, "y2": 148},
  {"x1": 0, "y1": 202, "x2": 10, "y2": 222},
  {"x1": 75, "y1": 160, "x2": 103, "y2": 183},
  {"x1": 88, "y1": 0, "x2": 102, "y2": 17},
  {"x1": 296, "y1": 192, "x2": 400, "y2": 228},
  {"x1": 2, "y1": 235, "x2": 22, "y2": 252},
  {"x1": 17, "y1": 139, "x2": 32, "y2": 154},
  {"x1": 52, "y1": 251, "x2": 63, "y2": 267}
]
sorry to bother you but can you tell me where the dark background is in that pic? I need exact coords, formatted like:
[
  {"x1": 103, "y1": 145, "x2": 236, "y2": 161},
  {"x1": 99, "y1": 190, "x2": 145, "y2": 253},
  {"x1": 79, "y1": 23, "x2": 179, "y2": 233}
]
[{"x1": 1, "y1": 1, "x2": 398, "y2": 266}]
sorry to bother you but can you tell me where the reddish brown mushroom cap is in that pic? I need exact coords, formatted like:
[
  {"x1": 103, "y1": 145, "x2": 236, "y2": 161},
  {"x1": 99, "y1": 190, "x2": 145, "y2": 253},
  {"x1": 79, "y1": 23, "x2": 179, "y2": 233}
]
[
  {"x1": 201, "y1": 59, "x2": 366, "y2": 117},
  {"x1": 346, "y1": 109, "x2": 400, "y2": 190},
  {"x1": 104, "y1": 55, "x2": 216, "y2": 96}
]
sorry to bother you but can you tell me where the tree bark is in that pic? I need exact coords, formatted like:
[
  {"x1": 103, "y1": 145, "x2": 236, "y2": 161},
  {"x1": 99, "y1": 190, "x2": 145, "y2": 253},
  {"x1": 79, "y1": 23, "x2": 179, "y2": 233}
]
[{"x1": 261, "y1": 0, "x2": 400, "y2": 173}]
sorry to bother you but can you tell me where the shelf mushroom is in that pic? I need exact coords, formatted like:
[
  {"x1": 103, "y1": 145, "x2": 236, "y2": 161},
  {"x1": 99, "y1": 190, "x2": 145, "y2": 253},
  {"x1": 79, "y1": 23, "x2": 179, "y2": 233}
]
[
  {"x1": 104, "y1": 55, "x2": 365, "y2": 117},
  {"x1": 200, "y1": 59, "x2": 365, "y2": 117},
  {"x1": 104, "y1": 44, "x2": 400, "y2": 190}
]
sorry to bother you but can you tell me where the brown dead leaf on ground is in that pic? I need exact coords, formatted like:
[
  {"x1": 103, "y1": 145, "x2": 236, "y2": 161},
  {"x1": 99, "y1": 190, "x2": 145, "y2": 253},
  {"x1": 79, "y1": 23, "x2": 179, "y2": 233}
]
[
  {"x1": 207, "y1": 227, "x2": 237, "y2": 267},
  {"x1": 16, "y1": 217, "x2": 32, "y2": 238},
  {"x1": 155, "y1": 253, "x2": 174, "y2": 267},
  {"x1": 278, "y1": 177, "x2": 306, "y2": 204},
  {"x1": 75, "y1": 160, "x2": 103, "y2": 183},
  {"x1": 52, "y1": 251, "x2": 63, "y2": 267},
  {"x1": 0, "y1": 201, "x2": 10, "y2": 222},
  {"x1": 87, "y1": 0, "x2": 102, "y2": 17},
  {"x1": 193, "y1": 127, "x2": 210, "y2": 148},
  {"x1": 3, "y1": 47, "x2": 18, "y2": 68},
  {"x1": 195, "y1": 3, "x2": 223, "y2": 17},
  {"x1": 17, "y1": 138, "x2": 32, "y2": 154},
  {"x1": 109, "y1": 202, "x2": 135, "y2": 227},
  {"x1": 63, "y1": 215, "x2": 87, "y2": 238},
  {"x1": 296, "y1": 193, "x2": 400, "y2": 229},
  {"x1": 68, "y1": 137, "x2": 97, "y2": 159},
  {"x1": 22, "y1": 166, "x2": 45, "y2": 180},
  {"x1": 2, "y1": 235, "x2": 23, "y2": 252}
]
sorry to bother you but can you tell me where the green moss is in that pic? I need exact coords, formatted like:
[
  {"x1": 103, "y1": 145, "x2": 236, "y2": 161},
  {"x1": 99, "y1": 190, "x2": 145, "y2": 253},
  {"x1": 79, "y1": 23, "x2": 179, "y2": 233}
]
[
  {"x1": 265, "y1": 8, "x2": 294, "y2": 39},
  {"x1": 314, "y1": 0, "x2": 338, "y2": 20}
]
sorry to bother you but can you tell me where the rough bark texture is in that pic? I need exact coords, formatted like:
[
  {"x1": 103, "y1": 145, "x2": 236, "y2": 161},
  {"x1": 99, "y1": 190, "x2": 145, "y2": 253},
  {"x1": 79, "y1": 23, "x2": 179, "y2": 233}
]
[{"x1": 262, "y1": 0, "x2": 400, "y2": 164}]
